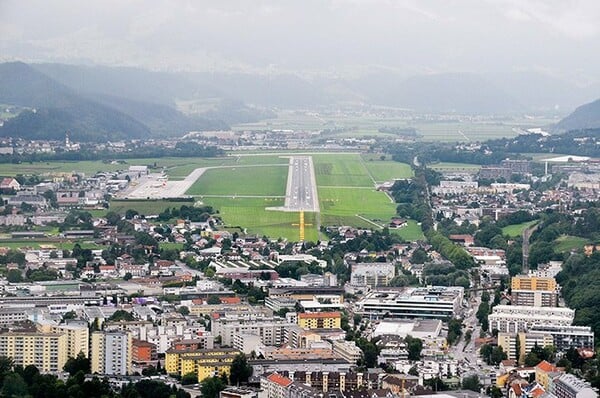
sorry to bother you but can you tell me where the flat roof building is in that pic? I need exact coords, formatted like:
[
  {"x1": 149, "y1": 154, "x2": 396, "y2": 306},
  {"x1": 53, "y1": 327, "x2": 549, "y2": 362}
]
[
  {"x1": 355, "y1": 286, "x2": 464, "y2": 320},
  {"x1": 488, "y1": 305, "x2": 575, "y2": 333}
]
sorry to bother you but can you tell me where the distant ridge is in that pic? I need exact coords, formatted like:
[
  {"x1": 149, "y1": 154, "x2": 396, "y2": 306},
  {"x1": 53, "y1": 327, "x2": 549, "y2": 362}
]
[
  {"x1": 0, "y1": 62, "x2": 227, "y2": 141},
  {"x1": 555, "y1": 98, "x2": 600, "y2": 132}
]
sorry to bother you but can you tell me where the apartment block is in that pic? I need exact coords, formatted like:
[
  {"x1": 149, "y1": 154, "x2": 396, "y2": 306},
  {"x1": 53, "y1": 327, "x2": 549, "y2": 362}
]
[
  {"x1": 511, "y1": 276, "x2": 559, "y2": 307},
  {"x1": 298, "y1": 312, "x2": 341, "y2": 330},
  {"x1": 553, "y1": 373, "x2": 596, "y2": 398},
  {"x1": 488, "y1": 305, "x2": 574, "y2": 333},
  {"x1": 332, "y1": 340, "x2": 363, "y2": 364},
  {"x1": 91, "y1": 331, "x2": 132, "y2": 375},
  {"x1": 528, "y1": 325, "x2": 594, "y2": 351},
  {"x1": 211, "y1": 314, "x2": 293, "y2": 347},
  {"x1": 0, "y1": 331, "x2": 67, "y2": 372},
  {"x1": 497, "y1": 332, "x2": 554, "y2": 362},
  {"x1": 132, "y1": 339, "x2": 157, "y2": 363},
  {"x1": 165, "y1": 348, "x2": 239, "y2": 381},
  {"x1": 350, "y1": 263, "x2": 395, "y2": 288}
]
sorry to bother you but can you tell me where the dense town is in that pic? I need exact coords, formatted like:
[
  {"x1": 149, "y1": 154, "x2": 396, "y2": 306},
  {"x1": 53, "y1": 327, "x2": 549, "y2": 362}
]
[{"x1": 0, "y1": 132, "x2": 598, "y2": 398}]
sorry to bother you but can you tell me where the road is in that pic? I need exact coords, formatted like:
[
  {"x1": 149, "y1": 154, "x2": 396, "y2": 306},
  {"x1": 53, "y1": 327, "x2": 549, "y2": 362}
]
[
  {"x1": 521, "y1": 223, "x2": 538, "y2": 273},
  {"x1": 448, "y1": 291, "x2": 483, "y2": 366}
]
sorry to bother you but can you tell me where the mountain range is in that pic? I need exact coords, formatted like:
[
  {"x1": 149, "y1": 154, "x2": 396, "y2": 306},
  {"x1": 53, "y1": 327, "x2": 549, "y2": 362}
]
[
  {"x1": 554, "y1": 98, "x2": 600, "y2": 132},
  {"x1": 0, "y1": 61, "x2": 599, "y2": 141}
]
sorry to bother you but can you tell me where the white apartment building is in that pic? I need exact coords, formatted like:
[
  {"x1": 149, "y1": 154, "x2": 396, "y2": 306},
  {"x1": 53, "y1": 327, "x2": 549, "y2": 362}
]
[
  {"x1": 211, "y1": 314, "x2": 294, "y2": 347},
  {"x1": 91, "y1": 331, "x2": 132, "y2": 375},
  {"x1": 350, "y1": 263, "x2": 395, "y2": 288},
  {"x1": 332, "y1": 340, "x2": 362, "y2": 364},
  {"x1": 488, "y1": 305, "x2": 575, "y2": 333}
]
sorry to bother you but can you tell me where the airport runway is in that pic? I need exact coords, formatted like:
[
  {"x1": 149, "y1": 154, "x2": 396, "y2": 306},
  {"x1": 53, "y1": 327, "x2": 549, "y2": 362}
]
[{"x1": 281, "y1": 156, "x2": 320, "y2": 212}]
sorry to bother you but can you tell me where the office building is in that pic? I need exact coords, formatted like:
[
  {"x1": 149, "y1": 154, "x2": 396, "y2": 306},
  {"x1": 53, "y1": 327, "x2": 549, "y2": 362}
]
[{"x1": 356, "y1": 286, "x2": 464, "y2": 319}]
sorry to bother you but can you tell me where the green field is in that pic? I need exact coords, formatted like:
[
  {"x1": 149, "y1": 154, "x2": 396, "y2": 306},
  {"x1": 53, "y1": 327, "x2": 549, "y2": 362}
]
[
  {"x1": 182, "y1": 152, "x2": 420, "y2": 241},
  {"x1": 201, "y1": 197, "x2": 318, "y2": 241},
  {"x1": 186, "y1": 165, "x2": 288, "y2": 196},
  {"x1": 0, "y1": 240, "x2": 103, "y2": 250},
  {"x1": 230, "y1": 110, "x2": 558, "y2": 142},
  {"x1": 362, "y1": 159, "x2": 414, "y2": 182},
  {"x1": 318, "y1": 186, "x2": 397, "y2": 227},
  {"x1": 391, "y1": 220, "x2": 425, "y2": 241},
  {"x1": 502, "y1": 220, "x2": 538, "y2": 238},
  {"x1": 159, "y1": 242, "x2": 185, "y2": 251},
  {"x1": 312, "y1": 154, "x2": 374, "y2": 187},
  {"x1": 109, "y1": 200, "x2": 188, "y2": 215},
  {"x1": 554, "y1": 235, "x2": 589, "y2": 253}
]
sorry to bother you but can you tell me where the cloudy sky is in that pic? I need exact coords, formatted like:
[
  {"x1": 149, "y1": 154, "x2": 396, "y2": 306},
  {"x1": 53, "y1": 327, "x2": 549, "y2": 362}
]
[{"x1": 1, "y1": 0, "x2": 600, "y2": 82}]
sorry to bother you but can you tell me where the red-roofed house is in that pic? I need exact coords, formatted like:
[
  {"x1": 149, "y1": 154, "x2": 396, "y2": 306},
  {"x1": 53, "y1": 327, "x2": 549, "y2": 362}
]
[
  {"x1": 0, "y1": 178, "x2": 20, "y2": 191},
  {"x1": 535, "y1": 360, "x2": 564, "y2": 390},
  {"x1": 262, "y1": 373, "x2": 293, "y2": 398},
  {"x1": 220, "y1": 297, "x2": 241, "y2": 305}
]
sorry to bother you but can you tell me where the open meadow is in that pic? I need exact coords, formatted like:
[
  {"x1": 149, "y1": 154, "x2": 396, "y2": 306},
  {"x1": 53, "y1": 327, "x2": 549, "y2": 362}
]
[
  {"x1": 187, "y1": 152, "x2": 420, "y2": 241},
  {"x1": 186, "y1": 165, "x2": 288, "y2": 196},
  {"x1": 230, "y1": 110, "x2": 557, "y2": 142},
  {"x1": 200, "y1": 197, "x2": 319, "y2": 242}
]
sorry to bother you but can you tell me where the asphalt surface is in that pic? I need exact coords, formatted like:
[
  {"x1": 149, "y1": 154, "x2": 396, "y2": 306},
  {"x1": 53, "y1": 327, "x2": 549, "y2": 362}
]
[{"x1": 282, "y1": 156, "x2": 319, "y2": 212}]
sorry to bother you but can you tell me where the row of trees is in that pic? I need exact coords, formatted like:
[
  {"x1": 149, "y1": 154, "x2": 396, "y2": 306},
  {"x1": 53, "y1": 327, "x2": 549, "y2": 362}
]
[{"x1": 0, "y1": 356, "x2": 190, "y2": 398}]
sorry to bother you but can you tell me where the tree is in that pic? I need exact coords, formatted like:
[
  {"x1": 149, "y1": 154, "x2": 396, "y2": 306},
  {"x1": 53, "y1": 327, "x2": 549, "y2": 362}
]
[
  {"x1": 229, "y1": 353, "x2": 253, "y2": 386},
  {"x1": 410, "y1": 248, "x2": 428, "y2": 264},
  {"x1": 178, "y1": 306, "x2": 190, "y2": 316},
  {"x1": 446, "y1": 318, "x2": 463, "y2": 346},
  {"x1": 461, "y1": 375, "x2": 482, "y2": 392},
  {"x1": 108, "y1": 309, "x2": 135, "y2": 322},
  {"x1": 424, "y1": 377, "x2": 449, "y2": 391},
  {"x1": 405, "y1": 335, "x2": 423, "y2": 361},
  {"x1": 201, "y1": 376, "x2": 225, "y2": 398},
  {"x1": 6, "y1": 269, "x2": 22, "y2": 283},
  {"x1": 123, "y1": 272, "x2": 133, "y2": 281},
  {"x1": 1, "y1": 372, "x2": 28, "y2": 398},
  {"x1": 488, "y1": 386, "x2": 504, "y2": 398},
  {"x1": 481, "y1": 344, "x2": 507, "y2": 366},
  {"x1": 64, "y1": 352, "x2": 91, "y2": 376},
  {"x1": 207, "y1": 296, "x2": 221, "y2": 305},
  {"x1": 181, "y1": 372, "x2": 198, "y2": 385},
  {"x1": 105, "y1": 211, "x2": 121, "y2": 226}
]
